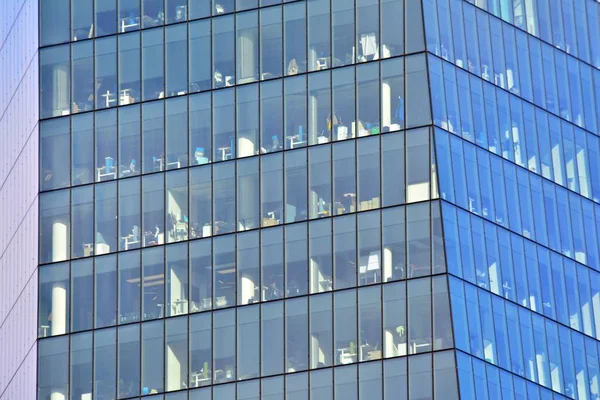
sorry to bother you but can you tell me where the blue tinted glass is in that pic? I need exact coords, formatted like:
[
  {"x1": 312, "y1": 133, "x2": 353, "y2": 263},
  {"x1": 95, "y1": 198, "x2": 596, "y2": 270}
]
[
  {"x1": 449, "y1": 135, "x2": 468, "y2": 209},
  {"x1": 457, "y1": 209, "x2": 476, "y2": 284},
  {"x1": 497, "y1": 228, "x2": 515, "y2": 302}
]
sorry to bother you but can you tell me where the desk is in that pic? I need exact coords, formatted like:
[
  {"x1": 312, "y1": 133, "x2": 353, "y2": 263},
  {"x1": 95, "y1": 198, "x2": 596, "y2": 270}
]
[
  {"x1": 337, "y1": 348, "x2": 357, "y2": 364},
  {"x1": 96, "y1": 167, "x2": 116, "y2": 181},
  {"x1": 217, "y1": 146, "x2": 232, "y2": 161},
  {"x1": 172, "y1": 299, "x2": 188, "y2": 315},
  {"x1": 120, "y1": 89, "x2": 135, "y2": 105},
  {"x1": 101, "y1": 90, "x2": 117, "y2": 108},
  {"x1": 122, "y1": 235, "x2": 140, "y2": 250},
  {"x1": 120, "y1": 17, "x2": 139, "y2": 33},
  {"x1": 39, "y1": 325, "x2": 50, "y2": 337},
  {"x1": 175, "y1": 222, "x2": 188, "y2": 240},
  {"x1": 166, "y1": 160, "x2": 181, "y2": 170},
  {"x1": 190, "y1": 372, "x2": 212, "y2": 388},
  {"x1": 286, "y1": 135, "x2": 306, "y2": 148}
]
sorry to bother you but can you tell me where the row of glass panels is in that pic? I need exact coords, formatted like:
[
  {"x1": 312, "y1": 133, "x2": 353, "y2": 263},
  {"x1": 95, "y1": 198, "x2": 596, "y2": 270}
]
[
  {"x1": 38, "y1": 202, "x2": 445, "y2": 335},
  {"x1": 40, "y1": 56, "x2": 430, "y2": 192},
  {"x1": 435, "y1": 128, "x2": 600, "y2": 272},
  {"x1": 37, "y1": 348, "x2": 458, "y2": 400},
  {"x1": 460, "y1": 0, "x2": 600, "y2": 68},
  {"x1": 40, "y1": 129, "x2": 438, "y2": 264},
  {"x1": 441, "y1": 199, "x2": 600, "y2": 341},
  {"x1": 456, "y1": 351, "x2": 571, "y2": 400},
  {"x1": 429, "y1": 56, "x2": 600, "y2": 205},
  {"x1": 40, "y1": 0, "x2": 420, "y2": 119},
  {"x1": 450, "y1": 275, "x2": 600, "y2": 399},
  {"x1": 424, "y1": 0, "x2": 600, "y2": 134},
  {"x1": 37, "y1": 279, "x2": 454, "y2": 398},
  {"x1": 41, "y1": 0, "x2": 304, "y2": 47}
]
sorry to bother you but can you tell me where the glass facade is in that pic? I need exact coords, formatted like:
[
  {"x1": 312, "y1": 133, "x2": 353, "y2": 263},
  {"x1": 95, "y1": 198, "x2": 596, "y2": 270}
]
[
  {"x1": 24, "y1": 0, "x2": 600, "y2": 399},
  {"x1": 422, "y1": 0, "x2": 600, "y2": 399}
]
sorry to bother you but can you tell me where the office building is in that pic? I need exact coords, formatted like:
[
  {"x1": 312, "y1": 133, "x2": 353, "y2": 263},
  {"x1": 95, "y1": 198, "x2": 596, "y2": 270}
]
[{"x1": 0, "y1": 0, "x2": 599, "y2": 399}]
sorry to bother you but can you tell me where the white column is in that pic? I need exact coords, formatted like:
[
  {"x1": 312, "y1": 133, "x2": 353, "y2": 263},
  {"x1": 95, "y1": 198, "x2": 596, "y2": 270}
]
[
  {"x1": 310, "y1": 258, "x2": 320, "y2": 294},
  {"x1": 238, "y1": 175, "x2": 258, "y2": 230},
  {"x1": 384, "y1": 330, "x2": 396, "y2": 358},
  {"x1": 309, "y1": 46, "x2": 318, "y2": 71},
  {"x1": 52, "y1": 64, "x2": 69, "y2": 116},
  {"x1": 52, "y1": 222, "x2": 68, "y2": 262},
  {"x1": 309, "y1": 190, "x2": 319, "y2": 219},
  {"x1": 383, "y1": 247, "x2": 393, "y2": 282},
  {"x1": 170, "y1": 267, "x2": 186, "y2": 315},
  {"x1": 237, "y1": 136, "x2": 255, "y2": 157},
  {"x1": 50, "y1": 391, "x2": 66, "y2": 400},
  {"x1": 166, "y1": 344, "x2": 182, "y2": 391},
  {"x1": 51, "y1": 282, "x2": 67, "y2": 336},
  {"x1": 238, "y1": 29, "x2": 256, "y2": 83},
  {"x1": 309, "y1": 93, "x2": 318, "y2": 145},
  {"x1": 381, "y1": 80, "x2": 392, "y2": 129},
  {"x1": 241, "y1": 273, "x2": 255, "y2": 304},
  {"x1": 310, "y1": 335, "x2": 324, "y2": 369}
]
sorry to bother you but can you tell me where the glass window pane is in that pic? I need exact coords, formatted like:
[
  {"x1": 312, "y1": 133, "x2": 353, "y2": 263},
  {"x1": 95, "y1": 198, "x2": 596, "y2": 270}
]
[
  {"x1": 309, "y1": 145, "x2": 332, "y2": 219},
  {"x1": 357, "y1": 136, "x2": 380, "y2": 211},
  {"x1": 405, "y1": 55, "x2": 431, "y2": 128},
  {"x1": 213, "y1": 162, "x2": 236, "y2": 233},
  {"x1": 41, "y1": 46, "x2": 71, "y2": 119},
  {"x1": 166, "y1": 24, "x2": 188, "y2": 95},
  {"x1": 190, "y1": 92, "x2": 212, "y2": 165},
  {"x1": 261, "y1": 153, "x2": 284, "y2": 227},
  {"x1": 333, "y1": 141, "x2": 356, "y2": 216},
  {"x1": 213, "y1": 15, "x2": 235, "y2": 88},
  {"x1": 286, "y1": 297, "x2": 308, "y2": 372},
  {"x1": 189, "y1": 20, "x2": 212, "y2": 93},
  {"x1": 261, "y1": 79, "x2": 284, "y2": 152},
  {"x1": 142, "y1": 320, "x2": 165, "y2": 393},
  {"x1": 95, "y1": 37, "x2": 118, "y2": 109},
  {"x1": 358, "y1": 211, "x2": 380, "y2": 286},
  {"x1": 284, "y1": 2, "x2": 306, "y2": 75},
  {"x1": 237, "y1": 157, "x2": 260, "y2": 230},
  {"x1": 214, "y1": 309, "x2": 236, "y2": 383},
  {"x1": 383, "y1": 282, "x2": 407, "y2": 357},
  {"x1": 284, "y1": 149, "x2": 308, "y2": 223},
  {"x1": 236, "y1": 84, "x2": 259, "y2": 157},
  {"x1": 214, "y1": 234, "x2": 236, "y2": 308},
  {"x1": 71, "y1": 332, "x2": 93, "y2": 399},
  {"x1": 118, "y1": 324, "x2": 140, "y2": 398},
  {"x1": 213, "y1": 89, "x2": 235, "y2": 161},
  {"x1": 359, "y1": 285, "x2": 382, "y2": 361},
  {"x1": 39, "y1": 263, "x2": 70, "y2": 337},
  {"x1": 310, "y1": 293, "x2": 333, "y2": 368},
  {"x1": 166, "y1": 243, "x2": 189, "y2": 316},
  {"x1": 261, "y1": 301, "x2": 284, "y2": 376},
  {"x1": 334, "y1": 289, "x2": 357, "y2": 365},
  {"x1": 118, "y1": 250, "x2": 141, "y2": 324},
  {"x1": 408, "y1": 277, "x2": 432, "y2": 354},
  {"x1": 71, "y1": 259, "x2": 93, "y2": 332},
  {"x1": 142, "y1": 28, "x2": 165, "y2": 101},
  {"x1": 286, "y1": 223, "x2": 309, "y2": 297},
  {"x1": 41, "y1": 118, "x2": 70, "y2": 191},
  {"x1": 334, "y1": 216, "x2": 357, "y2": 290},
  {"x1": 41, "y1": 0, "x2": 69, "y2": 46},
  {"x1": 284, "y1": 75, "x2": 308, "y2": 149},
  {"x1": 310, "y1": 219, "x2": 333, "y2": 293},
  {"x1": 118, "y1": 105, "x2": 141, "y2": 178},
  {"x1": 190, "y1": 313, "x2": 212, "y2": 387},
  {"x1": 261, "y1": 6, "x2": 283, "y2": 79},
  {"x1": 95, "y1": 255, "x2": 117, "y2": 328},
  {"x1": 409, "y1": 354, "x2": 433, "y2": 399},
  {"x1": 142, "y1": 246, "x2": 165, "y2": 320}
]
